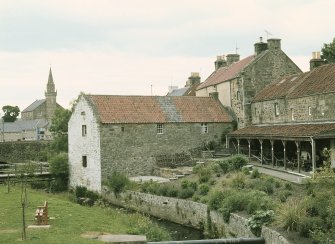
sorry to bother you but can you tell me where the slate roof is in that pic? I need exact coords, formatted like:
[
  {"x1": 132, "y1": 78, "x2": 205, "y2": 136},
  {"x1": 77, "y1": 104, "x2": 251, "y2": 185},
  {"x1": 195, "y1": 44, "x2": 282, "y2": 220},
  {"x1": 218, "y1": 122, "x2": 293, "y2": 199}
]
[
  {"x1": 167, "y1": 87, "x2": 190, "y2": 96},
  {"x1": 197, "y1": 55, "x2": 256, "y2": 90},
  {"x1": 253, "y1": 64, "x2": 335, "y2": 102},
  {"x1": 85, "y1": 95, "x2": 232, "y2": 124},
  {"x1": 0, "y1": 119, "x2": 49, "y2": 133},
  {"x1": 22, "y1": 99, "x2": 46, "y2": 113},
  {"x1": 228, "y1": 123, "x2": 335, "y2": 139}
]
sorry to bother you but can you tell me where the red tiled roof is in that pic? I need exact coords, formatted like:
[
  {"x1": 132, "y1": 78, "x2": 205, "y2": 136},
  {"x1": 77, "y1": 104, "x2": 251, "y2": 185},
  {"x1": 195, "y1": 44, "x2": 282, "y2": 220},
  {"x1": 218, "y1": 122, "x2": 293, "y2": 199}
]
[
  {"x1": 253, "y1": 64, "x2": 335, "y2": 102},
  {"x1": 86, "y1": 95, "x2": 232, "y2": 124},
  {"x1": 228, "y1": 123, "x2": 335, "y2": 139},
  {"x1": 197, "y1": 55, "x2": 255, "y2": 90}
]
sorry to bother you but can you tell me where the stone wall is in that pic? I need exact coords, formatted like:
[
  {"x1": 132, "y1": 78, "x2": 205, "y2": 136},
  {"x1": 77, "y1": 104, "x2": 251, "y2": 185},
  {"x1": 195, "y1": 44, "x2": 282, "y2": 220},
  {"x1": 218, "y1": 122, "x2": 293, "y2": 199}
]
[
  {"x1": 99, "y1": 122, "x2": 233, "y2": 182},
  {"x1": 0, "y1": 141, "x2": 50, "y2": 163},
  {"x1": 231, "y1": 50, "x2": 301, "y2": 128},
  {"x1": 251, "y1": 93, "x2": 335, "y2": 125},
  {"x1": 68, "y1": 96, "x2": 102, "y2": 192},
  {"x1": 104, "y1": 191, "x2": 291, "y2": 244}
]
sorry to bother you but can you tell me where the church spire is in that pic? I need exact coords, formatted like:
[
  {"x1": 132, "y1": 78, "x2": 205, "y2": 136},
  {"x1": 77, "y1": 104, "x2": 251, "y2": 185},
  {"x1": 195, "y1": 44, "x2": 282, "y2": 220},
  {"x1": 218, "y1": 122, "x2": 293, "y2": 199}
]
[{"x1": 46, "y1": 67, "x2": 56, "y2": 93}]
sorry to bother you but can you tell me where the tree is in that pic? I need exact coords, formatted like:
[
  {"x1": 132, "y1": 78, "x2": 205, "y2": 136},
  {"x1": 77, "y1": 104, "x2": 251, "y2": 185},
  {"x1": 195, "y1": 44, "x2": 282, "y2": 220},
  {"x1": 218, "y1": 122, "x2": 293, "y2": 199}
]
[
  {"x1": 321, "y1": 38, "x2": 335, "y2": 63},
  {"x1": 2, "y1": 105, "x2": 20, "y2": 122},
  {"x1": 107, "y1": 171, "x2": 129, "y2": 197},
  {"x1": 49, "y1": 108, "x2": 71, "y2": 152}
]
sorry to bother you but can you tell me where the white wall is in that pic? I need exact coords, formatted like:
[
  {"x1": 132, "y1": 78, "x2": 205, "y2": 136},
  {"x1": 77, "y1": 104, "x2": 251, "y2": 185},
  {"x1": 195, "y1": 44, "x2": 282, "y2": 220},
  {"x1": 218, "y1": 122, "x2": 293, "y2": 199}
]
[
  {"x1": 68, "y1": 96, "x2": 102, "y2": 192},
  {"x1": 196, "y1": 82, "x2": 231, "y2": 107}
]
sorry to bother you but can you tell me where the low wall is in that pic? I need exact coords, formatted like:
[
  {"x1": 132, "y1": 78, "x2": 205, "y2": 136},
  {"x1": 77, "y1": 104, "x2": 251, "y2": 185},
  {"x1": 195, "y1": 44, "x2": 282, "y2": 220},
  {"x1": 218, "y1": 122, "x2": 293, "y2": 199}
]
[{"x1": 103, "y1": 190, "x2": 290, "y2": 244}]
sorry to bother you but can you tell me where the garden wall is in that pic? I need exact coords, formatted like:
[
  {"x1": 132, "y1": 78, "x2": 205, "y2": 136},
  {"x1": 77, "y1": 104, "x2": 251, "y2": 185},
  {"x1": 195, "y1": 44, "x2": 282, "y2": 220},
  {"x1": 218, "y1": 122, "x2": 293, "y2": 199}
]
[{"x1": 103, "y1": 190, "x2": 290, "y2": 244}]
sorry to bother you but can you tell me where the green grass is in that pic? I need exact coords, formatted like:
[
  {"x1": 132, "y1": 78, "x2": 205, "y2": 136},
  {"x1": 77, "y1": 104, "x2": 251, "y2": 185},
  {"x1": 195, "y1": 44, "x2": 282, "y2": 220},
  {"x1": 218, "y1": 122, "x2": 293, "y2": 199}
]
[{"x1": 0, "y1": 184, "x2": 169, "y2": 243}]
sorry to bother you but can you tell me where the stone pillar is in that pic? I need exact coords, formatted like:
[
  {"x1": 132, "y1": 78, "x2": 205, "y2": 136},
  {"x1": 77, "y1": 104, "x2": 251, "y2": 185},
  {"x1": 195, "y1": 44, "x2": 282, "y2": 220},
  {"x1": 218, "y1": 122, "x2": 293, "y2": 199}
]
[
  {"x1": 226, "y1": 136, "x2": 229, "y2": 149},
  {"x1": 237, "y1": 139, "x2": 240, "y2": 154},
  {"x1": 271, "y1": 140, "x2": 274, "y2": 167},
  {"x1": 331, "y1": 139, "x2": 335, "y2": 168},
  {"x1": 248, "y1": 139, "x2": 251, "y2": 163},
  {"x1": 311, "y1": 138, "x2": 316, "y2": 178},
  {"x1": 295, "y1": 141, "x2": 300, "y2": 173},
  {"x1": 282, "y1": 140, "x2": 287, "y2": 170},
  {"x1": 259, "y1": 139, "x2": 263, "y2": 165}
]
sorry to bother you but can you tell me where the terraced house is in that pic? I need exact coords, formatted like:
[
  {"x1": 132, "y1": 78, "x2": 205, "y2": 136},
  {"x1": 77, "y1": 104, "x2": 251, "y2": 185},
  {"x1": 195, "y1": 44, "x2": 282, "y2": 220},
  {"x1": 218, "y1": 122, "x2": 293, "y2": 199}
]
[
  {"x1": 196, "y1": 38, "x2": 302, "y2": 128},
  {"x1": 228, "y1": 57, "x2": 335, "y2": 174},
  {"x1": 68, "y1": 94, "x2": 233, "y2": 192}
]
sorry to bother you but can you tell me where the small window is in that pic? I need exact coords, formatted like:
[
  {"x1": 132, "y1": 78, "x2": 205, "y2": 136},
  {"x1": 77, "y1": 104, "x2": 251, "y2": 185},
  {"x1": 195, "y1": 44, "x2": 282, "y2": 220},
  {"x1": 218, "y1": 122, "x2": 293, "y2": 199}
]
[
  {"x1": 82, "y1": 156, "x2": 87, "y2": 168},
  {"x1": 291, "y1": 108, "x2": 295, "y2": 121},
  {"x1": 121, "y1": 126, "x2": 125, "y2": 132},
  {"x1": 157, "y1": 124, "x2": 163, "y2": 134},
  {"x1": 237, "y1": 91, "x2": 240, "y2": 100},
  {"x1": 308, "y1": 107, "x2": 312, "y2": 116},
  {"x1": 274, "y1": 103, "x2": 279, "y2": 116},
  {"x1": 81, "y1": 111, "x2": 86, "y2": 115},
  {"x1": 201, "y1": 123, "x2": 208, "y2": 133},
  {"x1": 82, "y1": 125, "x2": 87, "y2": 136}
]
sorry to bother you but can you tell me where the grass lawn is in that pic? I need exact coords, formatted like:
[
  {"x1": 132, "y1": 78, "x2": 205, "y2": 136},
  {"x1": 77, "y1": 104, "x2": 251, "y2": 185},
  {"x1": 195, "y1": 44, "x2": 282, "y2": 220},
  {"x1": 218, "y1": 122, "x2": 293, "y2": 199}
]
[{"x1": 0, "y1": 184, "x2": 168, "y2": 243}]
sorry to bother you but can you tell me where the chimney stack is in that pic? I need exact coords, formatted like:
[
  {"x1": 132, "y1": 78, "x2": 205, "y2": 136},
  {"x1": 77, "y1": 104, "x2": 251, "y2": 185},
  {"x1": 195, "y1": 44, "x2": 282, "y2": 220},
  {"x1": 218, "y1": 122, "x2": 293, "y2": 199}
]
[
  {"x1": 226, "y1": 54, "x2": 240, "y2": 66},
  {"x1": 214, "y1": 55, "x2": 227, "y2": 70},
  {"x1": 254, "y1": 36, "x2": 268, "y2": 55},
  {"x1": 186, "y1": 72, "x2": 201, "y2": 87},
  {"x1": 267, "y1": 38, "x2": 281, "y2": 52},
  {"x1": 310, "y1": 51, "x2": 325, "y2": 70}
]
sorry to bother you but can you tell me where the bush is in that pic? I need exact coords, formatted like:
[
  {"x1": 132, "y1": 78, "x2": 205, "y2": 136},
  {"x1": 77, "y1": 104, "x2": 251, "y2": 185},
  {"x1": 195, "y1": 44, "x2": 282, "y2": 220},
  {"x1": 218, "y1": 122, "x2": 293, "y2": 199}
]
[
  {"x1": 248, "y1": 210, "x2": 274, "y2": 237},
  {"x1": 284, "y1": 182, "x2": 293, "y2": 191},
  {"x1": 75, "y1": 186, "x2": 88, "y2": 198},
  {"x1": 220, "y1": 192, "x2": 247, "y2": 222},
  {"x1": 107, "y1": 171, "x2": 130, "y2": 197},
  {"x1": 181, "y1": 180, "x2": 189, "y2": 189},
  {"x1": 218, "y1": 160, "x2": 229, "y2": 174},
  {"x1": 198, "y1": 184, "x2": 210, "y2": 195},
  {"x1": 198, "y1": 167, "x2": 212, "y2": 183},
  {"x1": 251, "y1": 169, "x2": 260, "y2": 179},
  {"x1": 49, "y1": 152, "x2": 69, "y2": 192},
  {"x1": 178, "y1": 188, "x2": 195, "y2": 199},
  {"x1": 262, "y1": 180, "x2": 274, "y2": 195},
  {"x1": 189, "y1": 181, "x2": 198, "y2": 191},
  {"x1": 230, "y1": 172, "x2": 246, "y2": 189},
  {"x1": 208, "y1": 191, "x2": 225, "y2": 210},
  {"x1": 228, "y1": 155, "x2": 248, "y2": 171},
  {"x1": 242, "y1": 167, "x2": 250, "y2": 175},
  {"x1": 278, "y1": 190, "x2": 292, "y2": 203},
  {"x1": 275, "y1": 198, "x2": 307, "y2": 231},
  {"x1": 298, "y1": 216, "x2": 323, "y2": 238}
]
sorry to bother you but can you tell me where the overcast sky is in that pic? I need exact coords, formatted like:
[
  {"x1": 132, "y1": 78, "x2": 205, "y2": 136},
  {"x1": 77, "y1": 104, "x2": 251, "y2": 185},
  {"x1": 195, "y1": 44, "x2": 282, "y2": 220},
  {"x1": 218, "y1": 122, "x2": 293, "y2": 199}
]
[{"x1": 0, "y1": 0, "x2": 334, "y2": 111}]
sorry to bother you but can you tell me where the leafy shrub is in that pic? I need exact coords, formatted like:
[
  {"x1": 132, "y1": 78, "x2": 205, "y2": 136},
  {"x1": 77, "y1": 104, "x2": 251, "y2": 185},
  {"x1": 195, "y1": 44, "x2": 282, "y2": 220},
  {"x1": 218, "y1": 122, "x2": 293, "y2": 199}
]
[
  {"x1": 166, "y1": 186, "x2": 178, "y2": 197},
  {"x1": 230, "y1": 172, "x2": 246, "y2": 189},
  {"x1": 75, "y1": 185, "x2": 88, "y2": 198},
  {"x1": 189, "y1": 181, "x2": 198, "y2": 191},
  {"x1": 181, "y1": 180, "x2": 189, "y2": 189},
  {"x1": 193, "y1": 164, "x2": 204, "y2": 174},
  {"x1": 178, "y1": 188, "x2": 195, "y2": 199},
  {"x1": 228, "y1": 154, "x2": 248, "y2": 171},
  {"x1": 49, "y1": 152, "x2": 69, "y2": 192},
  {"x1": 198, "y1": 184, "x2": 210, "y2": 195},
  {"x1": 262, "y1": 180, "x2": 274, "y2": 195},
  {"x1": 220, "y1": 192, "x2": 247, "y2": 222},
  {"x1": 278, "y1": 190, "x2": 292, "y2": 203},
  {"x1": 209, "y1": 179, "x2": 216, "y2": 185},
  {"x1": 242, "y1": 167, "x2": 250, "y2": 175},
  {"x1": 218, "y1": 160, "x2": 229, "y2": 174},
  {"x1": 107, "y1": 171, "x2": 130, "y2": 197},
  {"x1": 246, "y1": 191, "x2": 273, "y2": 214},
  {"x1": 208, "y1": 191, "x2": 225, "y2": 210},
  {"x1": 298, "y1": 216, "x2": 323, "y2": 238},
  {"x1": 211, "y1": 163, "x2": 222, "y2": 175},
  {"x1": 275, "y1": 198, "x2": 307, "y2": 231},
  {"x1": 248, "y1": 210, "x2": 274, "y2": 237},
  {"x1": 251, "y1": 168, "x2": 260, "y2": 179},
  {"x1": 198, "y1": 167, "x2": 212, "y2": 183},
  {"x1": 284, "y1": 182, "x2": 293, "y2": 191}
]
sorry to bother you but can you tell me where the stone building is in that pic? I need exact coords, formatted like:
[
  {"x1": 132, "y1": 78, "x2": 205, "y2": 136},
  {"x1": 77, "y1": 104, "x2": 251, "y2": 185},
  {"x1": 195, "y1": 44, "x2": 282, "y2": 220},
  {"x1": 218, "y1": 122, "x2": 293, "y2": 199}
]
[
  {"x1": 21, "y1": 68, "x2": 63, "y2": 122},
  {"x1": 167, "y1": 72, "x2": 201, "y2": 96},
  {"x1": 68, "y1": 94, "x2": 233, "y2": 192},
  {"x1": 228, "y1": 57, "x2": 335, "y2": 173},
  {"x1": 196, "y1": 38, "x2": 302, "y2": 128},
  {"x1": 0, "y1": 68, "x2": 63, "y2": 141}
]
